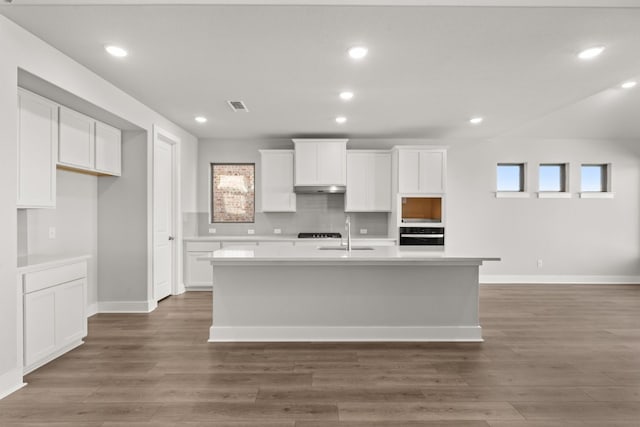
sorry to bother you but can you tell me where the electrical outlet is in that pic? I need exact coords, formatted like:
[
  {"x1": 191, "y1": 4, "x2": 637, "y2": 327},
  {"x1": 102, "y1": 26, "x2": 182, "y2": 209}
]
[
  {"x1": 208, "y1": 228, "x2": 216, "y2": 234},
  {"x1": 48, "y1": 226, "x2": 56, "y2": 239},
  {"x1": 537, "y1": 259, "x2": 543, "y2": 268},
  {"x1": 360, "y1": 229, "x2": 368, "y2": 235},
  {"x1": 273, "y1": 228, "x2": 282, "y2": 234},
  {"x1": 248, "y1": 229, "x2": 255, "y2": 235}
]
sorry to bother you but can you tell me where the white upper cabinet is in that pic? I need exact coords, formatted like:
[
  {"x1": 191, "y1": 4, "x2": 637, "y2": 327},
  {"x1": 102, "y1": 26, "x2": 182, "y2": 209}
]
[
  {"x1": 59, "y1": 106, "x2": 121, "y2": 176},
  {"x1": 17, "y1": 89, "x2": 58, "y2": 208},
  {"x1": 346, "y1": 150, "x2": 391, "y2": 212},
  {"x1": 58, "y1": 106, "x2": 95, "y2": 170},
  {"x1": 398, "y1": 148, "x2": 446, "y2": 194},
  {"x1": 293, "y1": 139, "x2": 347, "y2": 186},
  {"x1": 260, "y1": 149, "x2": 296, "y2": 212},
  {"x1": 95, "y1": 122, "x2": 122, "y2": 176}
]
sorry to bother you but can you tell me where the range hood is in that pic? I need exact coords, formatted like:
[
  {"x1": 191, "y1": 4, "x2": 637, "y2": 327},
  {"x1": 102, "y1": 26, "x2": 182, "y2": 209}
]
[
  {"x1": 294, "y1": 185, "x2": 346, "y2": 194},
  {"x1": 293, "y1": 138, "x2": 348, "y2": 195}
]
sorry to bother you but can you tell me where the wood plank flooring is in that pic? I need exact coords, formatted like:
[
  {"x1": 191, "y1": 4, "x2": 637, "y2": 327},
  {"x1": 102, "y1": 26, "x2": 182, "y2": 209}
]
[{"x1": 1, "y1": 284, "x2": 639, "y2": 426}]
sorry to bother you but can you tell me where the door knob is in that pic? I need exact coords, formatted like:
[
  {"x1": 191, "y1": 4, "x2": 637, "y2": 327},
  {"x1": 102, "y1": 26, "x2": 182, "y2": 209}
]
[{"x1": 168, "y1": 236, "x2": 175, "y2": 241}]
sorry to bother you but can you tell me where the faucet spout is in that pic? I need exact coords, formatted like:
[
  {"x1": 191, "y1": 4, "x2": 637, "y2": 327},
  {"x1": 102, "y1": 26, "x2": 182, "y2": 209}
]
[{"x1": 345, "y1": 215, "x2": 352, "y2": 252}]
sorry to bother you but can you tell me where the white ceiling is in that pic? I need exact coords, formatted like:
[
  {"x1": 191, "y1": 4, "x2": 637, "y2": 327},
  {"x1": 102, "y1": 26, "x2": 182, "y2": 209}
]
[{"x1": 2, "y1": 2, "x2": 640, "y2": 140}]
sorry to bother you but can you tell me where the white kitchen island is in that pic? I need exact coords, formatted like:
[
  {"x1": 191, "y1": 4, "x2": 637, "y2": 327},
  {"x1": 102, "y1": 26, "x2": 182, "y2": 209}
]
[{"x1": 202, "y1": 245, "x2": 499, "y2": 342}]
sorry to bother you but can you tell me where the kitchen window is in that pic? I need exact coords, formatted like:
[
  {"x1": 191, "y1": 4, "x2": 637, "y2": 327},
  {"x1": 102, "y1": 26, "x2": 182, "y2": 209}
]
[
  {"x1": 496, "y1": 163, "x2": 529, "y2": 198},
  {"x1": 580, "y1": 163, "x2": 613, "y2": 198},
  {"x1": 538, "y1": 163, "x2": 571, "y2": 198}
]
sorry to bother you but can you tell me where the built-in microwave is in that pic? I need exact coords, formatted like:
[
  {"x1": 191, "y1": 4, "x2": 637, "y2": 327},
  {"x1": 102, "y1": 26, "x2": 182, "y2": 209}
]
[
  {"x1": 399, "y1": 227, "x2": 445, "y2": 246},
  {"x1": 401, "y1": 197, "x2": 442, "y2": 224}
]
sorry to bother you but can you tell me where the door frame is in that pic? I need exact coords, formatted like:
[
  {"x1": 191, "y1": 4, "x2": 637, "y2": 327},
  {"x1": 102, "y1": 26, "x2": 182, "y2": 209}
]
[{"x1": 152, "y1": 125, "x2": 183, "y2": 302}]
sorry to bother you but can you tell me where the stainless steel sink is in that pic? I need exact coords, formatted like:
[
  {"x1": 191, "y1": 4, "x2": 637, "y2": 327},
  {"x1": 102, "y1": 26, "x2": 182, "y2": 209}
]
[{"x1": 318, "y1": 246, "x2": 375, "y2": 251}]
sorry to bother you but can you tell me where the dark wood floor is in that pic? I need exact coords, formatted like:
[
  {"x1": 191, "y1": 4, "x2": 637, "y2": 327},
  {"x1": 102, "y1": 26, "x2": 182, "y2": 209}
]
[{"x1": 1, "y1": 285, "x2": 639, "y2": 426}]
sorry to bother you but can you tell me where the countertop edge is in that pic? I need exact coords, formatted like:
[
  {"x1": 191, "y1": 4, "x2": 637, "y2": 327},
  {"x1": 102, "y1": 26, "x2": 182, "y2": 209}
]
[{"x1": 18, "y1": 254, "x2": 92, "y2": 274}]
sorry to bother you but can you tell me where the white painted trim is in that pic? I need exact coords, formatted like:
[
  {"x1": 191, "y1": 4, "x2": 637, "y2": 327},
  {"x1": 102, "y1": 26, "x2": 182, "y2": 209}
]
[
  {"x1": 537, "y1": 192, "x2": 572, "y2": 199},
  {"x1": 480, "y1": 275, "x2": 640, "y2": 284},
  {"x1": 23, "y1": 340, "x2": 83, "y2": 375},
  {"x1": 185, "y1": 285, "x2": 213, "y2": 291},
  {"x1": 97, "y1": 299, "x2": 157, "y2": 313},
  {"x1": 0, "y1": 367, "x2": 26, "y2": 401},
  {"x1": 209, "y1": 326, "x2": 483, "y2": 342},
  {"x1": 495, "y1": 191, "x2": 530, "y2": 198},
  {"x1": 86, "y1": 302, "x2": 98, "y2": 317},
  {"x1": 580, "y1": 192, "x2": 615, "y2": 199}
]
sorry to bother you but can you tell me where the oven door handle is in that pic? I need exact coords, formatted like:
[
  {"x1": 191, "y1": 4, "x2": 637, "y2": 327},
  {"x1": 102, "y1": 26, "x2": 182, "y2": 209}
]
[{"x1": 401, "y1": 234, "x2": 444, "y2": 238}]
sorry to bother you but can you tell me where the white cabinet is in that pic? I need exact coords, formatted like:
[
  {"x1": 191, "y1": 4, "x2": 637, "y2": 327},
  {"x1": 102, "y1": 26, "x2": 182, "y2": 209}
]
[
  {"x1": 398, "y1": 148, "x2": 446, "y2": 194},
  {"x1": 346, "y1": 150, "x2": 391, "y2": 212},
  {"x1": 22, "y1": 260, "x2": 88, "y2": 374},
  {"x1": 59, "y1": 106, "x2": 121, "y2": 176},
  {"x1": 293, "y1": 139, "x2": 347, "y2": 187},
  {"x1": 17, "y1": 89, "x2": 58, "y2": 208},
  {"x1": 184, "y1": 242, "x2": 221, "y2": 290},
  {"x1": 58, "y1": 106, "x2": 95, "y2": 170},
  {"x1": 95, "y1": 122, "x2": 122, "y2": 176},
  {"x1": 260, "y1": 150, "x2": 296, "y2": 212}
]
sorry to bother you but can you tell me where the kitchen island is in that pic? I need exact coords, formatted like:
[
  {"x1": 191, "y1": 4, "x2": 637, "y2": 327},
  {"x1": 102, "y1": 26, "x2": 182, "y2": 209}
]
[{"x1": 202, "y1": 245, "x2": 499, "y2": 342}]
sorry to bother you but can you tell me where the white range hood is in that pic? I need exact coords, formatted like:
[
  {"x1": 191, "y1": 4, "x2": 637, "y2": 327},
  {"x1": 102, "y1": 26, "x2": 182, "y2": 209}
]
[{"x1": 293, "y1": 139, "x2": 348, "y2": 194}]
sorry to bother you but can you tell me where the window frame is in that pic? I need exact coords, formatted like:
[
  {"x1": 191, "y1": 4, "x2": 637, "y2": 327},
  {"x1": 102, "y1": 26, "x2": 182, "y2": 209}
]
[
  {"x1": 496, "y1": 162, "x2": 530, "y2": 198},
  {"x1": 537, "y1": 163, "x2": 571, "y2": 198},
  {"x1": 580, "y1": 163, "x2": 613, "y2": 198}
]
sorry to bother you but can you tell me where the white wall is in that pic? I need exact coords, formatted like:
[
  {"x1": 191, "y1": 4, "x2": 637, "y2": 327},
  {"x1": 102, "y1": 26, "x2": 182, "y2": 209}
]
[{"x1": 0, "y1": 15, "x2": 197, "y2": 397}]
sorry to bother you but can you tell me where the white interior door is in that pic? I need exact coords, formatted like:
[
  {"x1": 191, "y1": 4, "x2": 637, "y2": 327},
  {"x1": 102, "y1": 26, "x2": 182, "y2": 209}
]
[{"x1": 153, "y1": 136, "x2": 174, "y2": 302}]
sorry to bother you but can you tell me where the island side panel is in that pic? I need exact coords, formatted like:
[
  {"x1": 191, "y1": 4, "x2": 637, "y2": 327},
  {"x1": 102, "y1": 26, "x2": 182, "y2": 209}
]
[{"x1": 209, "y1": 264, "x2": 481, "y2": 342}]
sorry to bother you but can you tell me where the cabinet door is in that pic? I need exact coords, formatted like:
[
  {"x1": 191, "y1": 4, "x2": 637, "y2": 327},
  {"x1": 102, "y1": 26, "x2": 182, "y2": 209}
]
[
  {"x1": 185, "y1": 251, "x2": 214, "y2": 288},
  {"x1": 261, "y1": 150, "x2": 296, "y2": 212},
  {"x1": 293, "y1": 142, "x2": 317, "y2": 186},
  {"x1": 59, "y1": 106, "x2": 95, "y2": 170},
  {"x1": 24, "y1": 287, "x2": 56, "y2": 367},
  {"x1": 95, "y1": 121, "x2": 122, "y2": 176},
  {"x1": 398, "y1": 150, "x2": 421, "y2": 193},
  {"x1": 371, "y1": 152, "x2": 392, "y2": 211},
  {"x1": 17, "y1": 89, "x2": 58, "y2": 208},
  {"x1": 55, "y1": 279, "x2": 87, "y2": 348},
  {"x1": 317, "y1": 141, "x2": 346, "y2": 185},
  {"x1": 420, "y1": 150, "x2": 445, "y2": 193},
  {"x1": 345, "y1": 152, "x2": 369, "y2": 211}
]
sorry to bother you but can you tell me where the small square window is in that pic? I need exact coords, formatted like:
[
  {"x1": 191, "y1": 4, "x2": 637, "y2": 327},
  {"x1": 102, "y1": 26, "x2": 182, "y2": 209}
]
[
  {"x1": 581, "y1": 164, "x2": 608, "y2": 192},
  {"x1": 539, "y1": 164, "x2": 567, "y2": 192},
  {"x1": 497, "y1": 163, "x2": 525, "y2": 192}
]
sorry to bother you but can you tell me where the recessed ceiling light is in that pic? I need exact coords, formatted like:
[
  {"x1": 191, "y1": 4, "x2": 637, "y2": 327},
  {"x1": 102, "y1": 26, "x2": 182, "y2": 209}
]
[
  {"x1": 105, "y1": 45, "x2": 128, "y2": 58},
  {"x1": 335, "y1": 116, "x2": 347, "y2": 124},
  {"x1": 621, "y1": 81, "x2": 637, "y2": 89},
  {"x1": 578, "y1": 46, "x2": 605, "y2": 60},
  {"x1": 339, "y1": 91, "x2": 354, "y2": 101},
  {"x1": 348, "y1": 46, "x2": 368, "y2": 60},
  {"x1": 194, "y1": 116, "x2": 207, "y2": 123},
  {"x1": 469, "y1": 117, "x2": 484, "y2": 125}
]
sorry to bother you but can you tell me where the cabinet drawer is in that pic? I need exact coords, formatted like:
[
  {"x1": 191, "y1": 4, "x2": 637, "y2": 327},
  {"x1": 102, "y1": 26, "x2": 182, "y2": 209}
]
[
  {"x1": 24, "y1": 262, "x2": 87, "y2": 294},
  {"x1": 185, "y1": 241, "x2": 222, "y2": 252}
]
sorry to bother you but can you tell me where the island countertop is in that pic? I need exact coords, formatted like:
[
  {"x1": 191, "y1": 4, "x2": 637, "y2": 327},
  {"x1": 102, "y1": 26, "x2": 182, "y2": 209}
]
[{"x1": 201, "y1": 245, "x2": 499, "y2": 266}]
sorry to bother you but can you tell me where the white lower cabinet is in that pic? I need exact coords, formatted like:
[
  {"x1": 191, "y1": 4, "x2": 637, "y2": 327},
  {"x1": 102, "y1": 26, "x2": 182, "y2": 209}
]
[
  {"x1": 184, "y1": 242, "x2": 221, "y2": 290},
  {"x1": 22, "y1": 260, "x2": 88, "y2": 374}
]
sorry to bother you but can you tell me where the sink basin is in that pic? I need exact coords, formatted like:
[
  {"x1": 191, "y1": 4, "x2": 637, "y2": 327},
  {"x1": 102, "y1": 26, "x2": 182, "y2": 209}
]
[{"x1": 318, "y1": 246, "x2": 375, "y2": 251}]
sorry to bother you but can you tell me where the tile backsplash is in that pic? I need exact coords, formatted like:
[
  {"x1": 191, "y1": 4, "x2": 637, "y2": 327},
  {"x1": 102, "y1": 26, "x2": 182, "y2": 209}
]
[{"x1": 184, "y1": 194, "x2": 388, "y2": 237}]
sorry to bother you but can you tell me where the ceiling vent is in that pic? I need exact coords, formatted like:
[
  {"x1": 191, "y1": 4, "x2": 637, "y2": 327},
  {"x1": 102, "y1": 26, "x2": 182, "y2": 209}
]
[{"x1": 227, "y1": 100, "x2": 249, "y2": 112}]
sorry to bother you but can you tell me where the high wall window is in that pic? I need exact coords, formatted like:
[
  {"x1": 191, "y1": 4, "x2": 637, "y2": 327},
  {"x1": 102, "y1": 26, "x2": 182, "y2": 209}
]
[
  {"x1": 539, "y1": 164, "x2": 567, "y2": 192},
  {"x1": 497, "y1": 163, "x2": 525, "y2": 192},
  {"x1": 581, "y1": 164, "x2": 609, "y2": 192}
]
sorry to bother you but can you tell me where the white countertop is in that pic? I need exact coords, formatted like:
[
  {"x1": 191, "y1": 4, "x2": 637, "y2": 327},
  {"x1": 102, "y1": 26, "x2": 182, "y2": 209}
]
[
  {"x1": 17, "y1": 254, "x2": 91, "y2": 274},
  {"x1": 201, "y1": 245, "x2": 499, "y2": 266},
  {"x1": 184, "y1": 235, "x2": 396, "y2": 242}
]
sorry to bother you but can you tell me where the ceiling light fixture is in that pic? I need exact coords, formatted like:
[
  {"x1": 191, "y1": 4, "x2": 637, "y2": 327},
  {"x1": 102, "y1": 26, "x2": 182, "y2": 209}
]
[
  {"x1": 621, "y1": 81, "x2": 637, "y2": 89},
  {"x1": 335, "y1": 116, "x2": 347, "y2": 124},
  {"x1": 578, "y1": 46, "x2": 605, "y2": 60},
  {"x1": 348, "y1": 46, "x2": 368, "y2": 60},
  {"x1": 194, "y1": 116, "x2": 207, "y2": 123},
  {"x1": 469, "y1": 117, "x2": 484, "y2": 125},
  {"x1": 339, "y1": 91, "x2": 354, "y2": 101},
  {"x1": 104, "y1": 45, "x2": 128, "y2": 58}
]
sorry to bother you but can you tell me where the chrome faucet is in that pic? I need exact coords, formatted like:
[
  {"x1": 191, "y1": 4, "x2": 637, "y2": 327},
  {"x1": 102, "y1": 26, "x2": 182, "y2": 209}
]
[{"x1": 345, "y1": 215, "x2": 352, "y2": 252}]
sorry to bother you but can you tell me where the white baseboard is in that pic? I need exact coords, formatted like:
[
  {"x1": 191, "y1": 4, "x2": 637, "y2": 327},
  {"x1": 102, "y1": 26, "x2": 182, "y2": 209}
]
[
  {"x1": 23, "y1": 340, "x2": 84, "y2": 375},
  {"x1": 97, "y1": 299, "x2": 157, "y2": 313},
  {"x1": 186, "y1": 285, "x2": 213, "y2": 291},
  {"x1": 0, "y1": 367, "x2": 26, "y2": 400},
  {"x1": 209, "y1": 326, "x2": 483, "y2": 342},
  {"x1": 480, "y1": 274, "x2": 640, "y2": 284},
  {"x1": 86, "y1": 303, "x2": 98, "y2": 317},
  {"x1": 175, "y1": 282, "x2": 186, "y2": 295}
]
